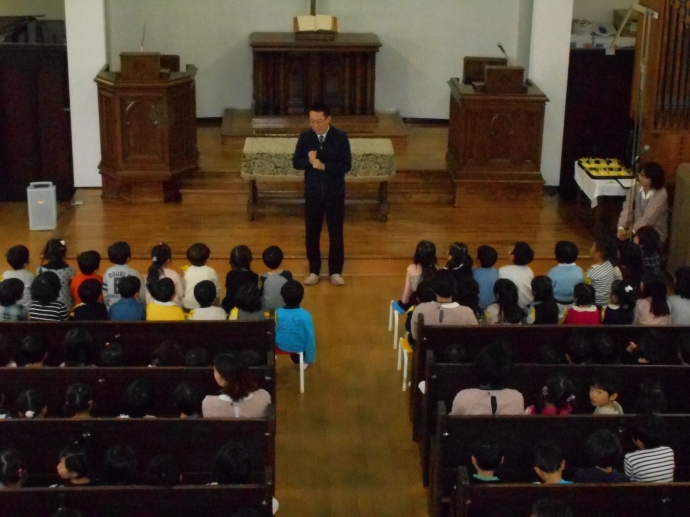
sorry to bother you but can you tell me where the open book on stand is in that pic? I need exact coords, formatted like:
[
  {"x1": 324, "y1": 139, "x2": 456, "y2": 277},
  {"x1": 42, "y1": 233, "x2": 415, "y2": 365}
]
[{"x1": 294, "y1": 15, "x2": 339, "y2": 39}]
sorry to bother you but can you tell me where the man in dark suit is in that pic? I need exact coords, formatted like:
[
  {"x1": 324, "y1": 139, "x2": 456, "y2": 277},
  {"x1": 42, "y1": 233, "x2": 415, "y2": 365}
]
[{"x1": 293, "y1": 103, "x2": 352, "y2": 286}]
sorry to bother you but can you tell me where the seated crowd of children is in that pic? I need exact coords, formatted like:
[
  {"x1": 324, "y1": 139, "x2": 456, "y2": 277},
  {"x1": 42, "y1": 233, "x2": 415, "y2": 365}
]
[
  {"x1": 0, "y1": 239, "x2": 315, "y2": 366},
  {"x1": 397, "y1": 231, "x2": 690, "y2": 335}
]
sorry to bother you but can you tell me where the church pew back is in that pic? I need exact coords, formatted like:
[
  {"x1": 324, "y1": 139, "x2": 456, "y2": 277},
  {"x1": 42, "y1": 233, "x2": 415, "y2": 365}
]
[
  {"x1": 0, "y1": 417, "x2": 275, "y2": 487},
  {"x1": 0, "y1": 363, "x2": 276, "y2": 417},
  {"x1": 0, "y1": 320, "x2": 275, "y2": 367},
  {"x1": 429, "y1": 407, "x2": 690, "y2": 517},
  {"x1": 410, "y1": 322, "x2": 687, "y2": 441},
  {"x1": 0, "y1": 477, "x2": 273, "y2": 517},
  {"x1": 453, "y1": 467, "x2": 690, "y2": 517},
  {"x1": 419, "y1": 355, "x2": 690, "y2": 484}
]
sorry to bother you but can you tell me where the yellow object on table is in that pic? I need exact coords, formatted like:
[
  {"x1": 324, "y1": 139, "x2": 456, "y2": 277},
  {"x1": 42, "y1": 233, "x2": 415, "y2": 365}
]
[{"x1": 577, "y1": 158, "x2": 634, "y2": 178}]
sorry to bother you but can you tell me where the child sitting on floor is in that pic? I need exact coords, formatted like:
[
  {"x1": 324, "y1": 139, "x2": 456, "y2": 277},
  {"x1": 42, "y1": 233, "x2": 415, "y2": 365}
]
[
  {"x1": 70, "y1": 251, "x2": 102, "y2": 306},
  {"x1": 563, "y1": 283, "x2": 600, "y2": 325},
  {"x1": 634, "y1": 271, "x2": 672, "y2": 326},
  {"x1": 102, "y1": 241, "x2": 141, "y2": 309},
  {"x1": 108, "y1": 275, "x2": 145, "y2": 321},
  {"x1": 586, "y1": 236, "x2": 617, "y2": 307},
  {"x1": 485, "y1": 279, "x2": 525, "y2": 325},
  {"x1": 29, "y1": 272, "x2": 69, "y2": 321},
  {"x1": 73, "y1": 279, "x2": 108, "y2": 321},
  {"x1": 473, "y1": 245, "x2": 499, "y2": 310},
  {"x1": 548, "y1": 241, "x2": 584, "y2": 317},
  {"x1": 189, "y1": 280, "x2": 227, "y2": 321},
  {"x1": 37, "y1": 239, "x2": 75, "y2": 310},
  {"x1": 146, "y1": 278, "x2": 185, "y2": 321},
  {"x1": 636, "y1": 226, "x2": 663, "y2": 273},
  {"x1": 470, "y1": 437, "x2": 504, "y2": 483},
  {"x1": 498, "y1": 241, "x2": 535, "y2": 309},
  {"x1": 0, "y1": 278, "x2": 28, "y2": 321},
  {"x1": 221, "y1": 245, "x2": 258, "y2": 313},
  {"x1": 602, "y1": 279, "x2": 636, "y2": 325},
  {"x1": 259, "y1": 246, "x2": 293, "y2": 314},
  {"x1": 275, "y1": 280, "x2": 315, "y2": 368},
  {"x1": 144, "y1": 243, "x2": 183, "y2": 307},
  {"x1": 398, "y1": 240, "x2": 439, "y2": 311},
  {"x1": 182, "y1": 243, "x2": 221, "y2": 311},
  {"x1": 229, "y1": 283, "x2": 267, "y2": 321},
  {"x1": 525, "y1": 276, "x2": 559, "y2": 325},
  {"x1": 1, "y1": 245, "x2": 33, "y2": 309},
  {"x1": 590, "y1": 370, "x2": 623, "y2": 415}
]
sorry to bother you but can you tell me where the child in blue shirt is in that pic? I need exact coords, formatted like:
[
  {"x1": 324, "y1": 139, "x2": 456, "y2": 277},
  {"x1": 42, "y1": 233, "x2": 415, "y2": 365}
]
[
  {"x1": 472, "y1": 245, "x2": 499, "y2": 309},
  {"x1": 109, "y1": 275, "x2": 145, "y2": 321},
  {"x1": 275, "y1": 280, "x2": 315, "y2": 366},
  {"x1": 548, "y1": 241, "x2": 584, "y2": 305},
  {"x1": 533, "y1": 440, "x2": 573, "y2": 484}
]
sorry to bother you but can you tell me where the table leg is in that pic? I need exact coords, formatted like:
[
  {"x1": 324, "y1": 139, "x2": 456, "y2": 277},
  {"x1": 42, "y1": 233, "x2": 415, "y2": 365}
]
[
  {"x1": 247, "y1": 180, "x2": 258, "y2": 221},
  {"x1": 378, "y1": 181, "x2": 389, "y2": 222}
]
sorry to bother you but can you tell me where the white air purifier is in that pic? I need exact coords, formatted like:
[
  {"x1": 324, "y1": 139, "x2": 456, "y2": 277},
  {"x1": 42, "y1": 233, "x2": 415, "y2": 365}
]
[{"x1": 27, "y1": 182, "x2": 57, "y2": 231}]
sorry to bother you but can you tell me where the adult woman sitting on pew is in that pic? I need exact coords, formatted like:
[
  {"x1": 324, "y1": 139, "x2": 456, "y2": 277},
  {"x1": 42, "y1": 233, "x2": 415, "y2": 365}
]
[
  {"x1": 202, "y1": 354, "x2": 271, "y2": 419},
  {"x1": 450, "y1": 341, "x2": 524, "y2": 415}
]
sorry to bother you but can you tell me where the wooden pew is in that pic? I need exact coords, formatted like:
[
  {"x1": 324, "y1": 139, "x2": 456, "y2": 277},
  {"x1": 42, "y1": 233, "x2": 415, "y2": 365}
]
[
  {"x1": 452, "y1": 466, "x2": 690, "y2": 517},
  {"x1": 0, "y1": 473, "x2": 273, "y2": 517},
  {"x1": 0, "y1": 417, "x2": 275, "y2": 488},
  {"x1": 410, "y1": 322, "x2": 688, "y2": 441},
  {"x1": 419, "y1": 355, "x2": 690, "y2": 484},
  {"x1": 0, "y1": 320, "x2": 276, "y2": 367},
  {"x1": 0, "y1": 362, "x2": 276, "y2": 417},
  {"x1": 429, "y1": 405, "x2": 690, "y2": 517}
]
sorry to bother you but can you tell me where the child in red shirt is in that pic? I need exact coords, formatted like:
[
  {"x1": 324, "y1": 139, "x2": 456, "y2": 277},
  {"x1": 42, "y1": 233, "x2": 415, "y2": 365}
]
[
  {"x1": 70, "y1": 251, "x2": 102, "y2": 305},
  {"x1": 564, "y1": 283, "x2": 601, "y2": 325}
]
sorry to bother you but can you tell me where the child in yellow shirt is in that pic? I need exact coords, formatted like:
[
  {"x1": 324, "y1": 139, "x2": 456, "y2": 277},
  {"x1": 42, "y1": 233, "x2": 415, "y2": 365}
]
[{"x1": 146, "y1": 278, "x2": 185, "y2": 321}]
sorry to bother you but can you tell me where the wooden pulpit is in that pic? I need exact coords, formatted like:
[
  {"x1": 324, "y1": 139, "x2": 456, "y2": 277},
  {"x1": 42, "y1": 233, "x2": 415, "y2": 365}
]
[
  {"x1": 95, "y1": 53, "x2": 198, "y2": 203},
  {"x1": 447, "y1": 57, "x2": 548, "y2": 207}
]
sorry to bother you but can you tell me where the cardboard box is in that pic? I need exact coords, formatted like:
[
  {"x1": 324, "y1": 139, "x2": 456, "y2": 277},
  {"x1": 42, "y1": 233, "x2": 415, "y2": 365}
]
[{"x1": 614, "y1": 9, "x2": 640, "y2": 38}]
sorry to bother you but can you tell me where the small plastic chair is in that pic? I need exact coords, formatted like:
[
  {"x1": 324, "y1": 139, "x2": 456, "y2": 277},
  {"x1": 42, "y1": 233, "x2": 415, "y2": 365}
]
[
  {"x1": 398, "y1": 336, "x2": 413, "y2": 391},
  {"x1": 389, "y1": 300, "x2": 406, "y2": 349}
]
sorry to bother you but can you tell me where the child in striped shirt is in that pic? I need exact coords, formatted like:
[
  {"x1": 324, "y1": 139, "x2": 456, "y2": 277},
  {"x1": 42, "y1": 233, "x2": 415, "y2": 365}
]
[
  {"x1": 586, "y1": 237, "x2": 617, "y2": 307},
  {"x1": 624, "y1": 414, "x2": 674, "y2": 482}
]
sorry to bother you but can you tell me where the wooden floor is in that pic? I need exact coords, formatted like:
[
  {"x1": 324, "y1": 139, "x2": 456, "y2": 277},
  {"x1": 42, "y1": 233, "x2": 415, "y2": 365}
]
[{"x1": 0, "y1": 124, "x2": 601, "y2": 517}]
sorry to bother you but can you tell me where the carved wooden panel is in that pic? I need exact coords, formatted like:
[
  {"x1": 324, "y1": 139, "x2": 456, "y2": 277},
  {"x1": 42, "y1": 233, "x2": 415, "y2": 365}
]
[
  {"x1": 98, "y1": 90, "x2": 117, "y2": 167},
  {"x1": 120, "y1": 96, "x2": 165, "y2": 164}
]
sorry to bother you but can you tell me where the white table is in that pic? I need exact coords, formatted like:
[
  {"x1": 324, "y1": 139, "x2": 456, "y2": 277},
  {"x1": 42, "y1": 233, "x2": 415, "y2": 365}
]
[{"x1": 574, "y1": 161, "x2": 633, "y2": 208}]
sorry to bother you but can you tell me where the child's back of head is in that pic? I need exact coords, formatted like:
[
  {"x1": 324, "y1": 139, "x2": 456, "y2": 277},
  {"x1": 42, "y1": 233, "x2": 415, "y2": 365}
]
[
  {"x1": 0, "y1": 278, "x2": 23, "y2": 307},
  {"x1": 533, "y1": 440, "x2": 565, "y2": 475},
  {"x1": 554, "y1": 241, "x2": 578, "y2": 265},
  {"x1": 194, "y1": 280, "x2": 217, "y2": 308},
  {"x1": 63, "y1": 328, "x2": 93, "y2": 367},
  {"x1": 539, "y1": 371, "x2": 576, "y2": 414},
  {"x1": 585, "y1": 429, "x2": 622, "y2": 470},
  {"x1": 41, "y1": 239, "x2": 67, "y2": 265},
  {"x1": 610, "y1": 279, "x2": 636, "y2": 310},
  {"x1": 122, "y1": 378, "x2": 154, "y2": 418},
  {"x1": 5, "y1": 245, "x2": 29, "y2": 271},
  {"x1": 573, "y1": 283, "x2": 596, "y2": 307},
  {"x1": 230, "y1": 245, "x2": 253, "y2": 271},
  {"x1": 591, "y1": 333, "x2": 619, "y2": 364},
  {"x1": 511, "y1": 241, "x2": 534, "y2": 266},
  {"x1": 280, "y1": 280, "x2": 304, "y2": 309},
  {"x1": 471, "y1": 437, "x2": 503, "y2": 474},
  {"x1": 117, "y1": 275, "x2": 141, "y2": 299},
  {"x1": 446, "y1": 242, "x2": 472, "y2": 270},
  {"x1": 636, "y1": 226, "x2": 661, "y2": 253},
  {"x1": 566, "y1": 333, "x2": 591, "y2": 364},
  {"x1": 150, "y1": 340, "x2": 184, "y2": 367},
  {"x1": 99, "y1": 342, "x2": 125, "y2": 367},
  {"x1": 634, "y1": 378, "x2": 668, "y2": 414},
  {"x1": 174, "y1": 383, "x2": 204, "y2": 417},
  {"x1": 262, "y1": 246, "x2": 284, "y2": 270},
  {"x1": 415, "y1": 280, "x2": 436, "y2": 304},
  {"x1": 184, "y1": 347, "x2": 210, "y2": 367},
  {"x1": 20, "y1": 336, "x2": 46, "y2": 365},
  {"x1": 146, "y1": 454, "x2": 180, "y2": 487},
  {"x1": 107, "y1": 242, "x2": 131, "y2": 265},
  {"x1": 235, "y1": 283, "x2": 262, "y2": 313},
  {"x1": 77, "y1": 251, "x2": 101, "y2": 275},
  {"x1": 78, "y1": 279, "x2": 102, "y2": 305},
  {"x1": 214, "y1": 440, "x2": 250, "y2": 484},
  {"x1": 186, "y1": 243, "x2": 210, "y2": 267},
  {"x1": 476, "y1": 245, "x2": 498, "y2": 269},
  {"x1": 152, "y1": 278, "x2": 175, "y2": 303},
  {"x1": 631, "y1": 413, "x2": 667, "y2": 449},
  {"x1": 30, "y1": 272, "x2": 61, "y2": 305}
]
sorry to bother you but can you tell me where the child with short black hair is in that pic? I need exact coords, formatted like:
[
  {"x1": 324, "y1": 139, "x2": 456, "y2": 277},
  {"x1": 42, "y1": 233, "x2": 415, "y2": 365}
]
[
  {"x1": 16, "y1": 389, "x2": 47, "y2": 418},
  {"x1": 525, "y1": 371, "x2": 575, "y2": 415},
  {"x1": 586, "y1": 236, "x2": 617, "y2": 306},
  {"x1": 473, "y1": 245, "x2": 499, "y2": 309},
  {"x1": 470, "y1": 437, "x2": 503, "y2": 483},
  {"x1": 275, "y1": 280, "x2": 315, "y2": 367},
  {"x1": 548, "y1": 241, "x2": 584, "y2": 312},
  {"x1": 70, "y1": 250, "x2": 102, "y2": 306},
  {"x1": 188, "y1": 280, "x2": 227, "y2": 320},
  {"x1": 259, "y1": 245, "x2": 293, "y2": 314},
  {"x1": 533, "y1": 441, "x2": 571, "y2": 484},
  {"x1": 73, "y1": 279, "x2": 108, "y2": 321},
  {"x1": 602, "y1": 279, "x2": 636, "y2": 325},
  {"x1": 184, "y1": 347, "x2": 210, "y2": 367},
  {"x1": 230, "y1": 283, "x2": 266, "y2": 321},
  {"x1": 102, "y1": 241, "x2": 141, "y2": 308},
  {"x1": 29, "y1": 272, "x2": 69, "y2": 321},
  {"x1": 182, "y1": 243, "x2": 221, "y2": 311},
  {"x1": 102, "y1": 443, "x2": 138, "y2": 485},
  {"x1": 565, "y1": 333, "x2": 592, "y2": 364},
  {"x1": 149, "y1": 340, "x2": 184, "y2": 367},
  {"x1": 591, "y1": 333, "x2": 619, "y2": 364},
  {"x1": 37, "y1": 239, "x2": 75, "y2": 309},
  {"x1": 590, "y1": 370, "x2": 623, "y2": 414},
  {"x1": 634, "y1": 378, "x2": 668, "y2": 414},
  {"x1": 624, "y1": 414, "x2": 674, "y2": 482},
  {"x1": 574, "y1": 429, "x2": 628, "y2": 482},
  {"x1": 20, "y1": 336, "x2": 47, "y2": 367},
  {"x1": 120, "y1": 379, "x2": 155, "y2": 418},
  {"x1": 498, "y1": 241, "x2": 535, "y2": 309},
  {"x1": 62, "y1": 328, "x2": 93, "y2": 367},
  {"x1": 525, "y1": 276, "x2": 559, "y2": 324},
  {"x1": 108, "y1": 275, "x2": 145, "y2": 321},
  {"x1": 99, "y1": 342, "x2": 125, "y2": 367},
  {"x1": 563, "y1": 283, "x2": 600, "y2": 325},
  {"x1": 146, "y1": 278, "x2": 185, "y2": 321},
  {"x1": 0, "y1": 278, "x2": 28, "y2": 321},
  {"x1": 174, "y1": 383, "x2": 204, "y2": 418},
  {"x1": 1, "y1": 244, "x2": 33, "y2": 309},
  {"x1": 636, "y1": 226, "x2": 662, "y2": 272},
  {"x1": 64, "y1": 383, "x2": 94, "y2": 419},
  {"x1": 55, "y1": 444, "x2": 94, "y2": 486},
  {"x1": 222, "y1": 245, "x2": 259, "y2": 313}
]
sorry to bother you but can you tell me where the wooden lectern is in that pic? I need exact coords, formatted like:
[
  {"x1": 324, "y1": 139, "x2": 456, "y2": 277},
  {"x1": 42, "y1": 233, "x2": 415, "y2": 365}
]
[
  {"x1": 95, "y1": 53, "x2": 198, "y2": 203},
  {"x1": 447, "y1": 57, "x2": 548, "y2": 207}
]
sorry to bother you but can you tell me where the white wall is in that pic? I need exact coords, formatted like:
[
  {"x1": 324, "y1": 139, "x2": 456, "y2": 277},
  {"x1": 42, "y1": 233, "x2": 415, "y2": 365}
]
[
  {"x1": 65, "y1": 0, "x2": 107, "y2": 187},
  {"x1": 530, "y1": 0, "x2": 573, "y2": 186},
  {"x1": 106, "y1": 0, "x2": 523, "y2": 119},
  {"x1": 516, "y1": 0, "x2": 534, "y2": 73},
  {"x1": 0, "y1": 0, "x2": 65, "y2": 19},
  {"x1": 572, "y1": 0, "x2": 633, "y2": 23}
]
